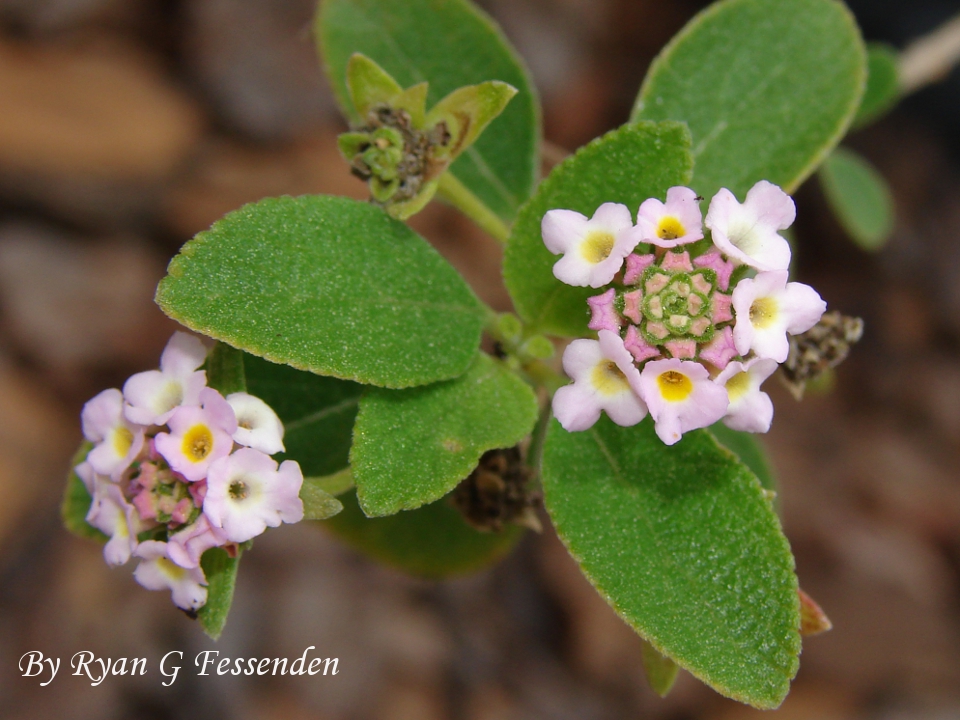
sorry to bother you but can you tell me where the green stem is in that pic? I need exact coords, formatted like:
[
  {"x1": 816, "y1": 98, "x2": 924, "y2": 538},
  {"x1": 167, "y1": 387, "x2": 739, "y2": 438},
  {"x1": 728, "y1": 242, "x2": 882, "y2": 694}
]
[{"x1": 437, "y1": 172, "x2": 510, "y2": 244}]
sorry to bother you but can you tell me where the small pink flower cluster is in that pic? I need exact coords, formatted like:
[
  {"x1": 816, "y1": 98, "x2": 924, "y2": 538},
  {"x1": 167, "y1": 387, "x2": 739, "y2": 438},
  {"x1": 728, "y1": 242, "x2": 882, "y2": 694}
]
[
  {"x1": 75, "y1": 332, "x2": 303, "y2": 611},
  {"x1": 543, "y1": 181, "x2": 827, "y2": 445}
]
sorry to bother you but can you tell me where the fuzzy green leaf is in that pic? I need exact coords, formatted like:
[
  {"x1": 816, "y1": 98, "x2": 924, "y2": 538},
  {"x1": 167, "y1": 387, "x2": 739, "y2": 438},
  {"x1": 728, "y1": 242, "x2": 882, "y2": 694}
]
[
  {"x1": 819, "y1": 147, "x2": 894, "y2": 251},
  {"x1": 322, "y1": 489, "x2": 522, "y2": 578},
  {"x1": 243, "y1": 353, "x2": 363, "y2": 478},
  {"x1": 156, "y1": 196, "x2": 486, "y2": 389},
  {"x1": 206, "y1": 342, "x2": 246, "y2": 395},
  {"x1": 318, "y1": 0, "x2": 540, "y2": 222},
  {"x1": 62, "y1": 441, "x2": 108, "y2": 542},
  {"x1": 502, "y1": 121, "x2": 693, "y2": 337},
  {"x1": 641, "y1": 640, "x2": 681, "y2": 697},
  {"x1": 197, "y1": 547, "x2": 242, "y2": 640},
  {"x1": 541, "y1": 417, "x2": 800, "y2": 709},
  {"x1": 853, "y1": 43, "x2": 900, "y2": 128},
  {"x1": 300, "y1": 476, "x2": 344, "y2": 520},
  {"x1": 708, "y1": 423, "x2": 776, "y2": 492},
  {"x1": 352, "y1": 353, "x2": 538, "y2": 517},
  {"x1": 632, "y1": 0, "x2": 866, "y2": 201}
]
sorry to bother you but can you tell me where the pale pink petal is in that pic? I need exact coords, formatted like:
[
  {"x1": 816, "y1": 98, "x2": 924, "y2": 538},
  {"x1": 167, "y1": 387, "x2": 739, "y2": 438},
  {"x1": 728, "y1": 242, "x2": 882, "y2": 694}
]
[
  {"x1": 638, "y1": 358, "x2": 728, "y2": 445},
  {"x1": 133, "y1": 541, "x2": 208, "y2": 610},
  {"x1": 660, "y1": 251, "x2": 693, "y2": 272},
  {"x1": 705, "y1": 183, "x2": 793, "y2": 271},
  {"x1": 553, "y1": 384, "x2": 603, "y2": 432},
  {"x1": 716, "y1": 358, "x2": 778, "y2": 433},
  {"x1": 160, "y1": 332, "x2": 209, "y2": 377},
  {"x1": 227, "y1": 392, "x2": 285, "y2": 455},
  {"x1": 542, "y1": 209, "x2": 589, "y2": 254},
  {"x1": 780, "y1": 282, "x2": 827, "y2": 334},
  {"x1": 167, "y1": 514, "x2": 228, "y2": 569},
  {"x1": 744, "y1": 180, "x2": 796, "y2": 231}
]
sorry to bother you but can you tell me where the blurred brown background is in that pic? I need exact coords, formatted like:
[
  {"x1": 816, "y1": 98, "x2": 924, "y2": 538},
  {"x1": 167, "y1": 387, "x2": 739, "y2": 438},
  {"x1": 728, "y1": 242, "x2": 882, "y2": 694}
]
[{"x1": 2, "y1": 0, "x2": 960, "y2": 718}]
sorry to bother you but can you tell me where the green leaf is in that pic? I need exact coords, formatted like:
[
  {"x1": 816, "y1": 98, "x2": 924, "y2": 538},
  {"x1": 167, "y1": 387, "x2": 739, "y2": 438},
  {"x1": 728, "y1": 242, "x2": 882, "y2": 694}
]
[
  {"x1": 541, "y1": 417, "x2": 800, "y2": 709},
  {"x1": 322, "y1": 489, "x2": 522, "y2": 578},
  {"x1": 352, "y1": 353, "x2": 539, "y2": 517},
  {"x1": 853, "y1": 43, "x2": 900, "y2": 128},
  {"x1": 62, "y1": 441, "x2": 108, "y2": 542},
  {"x1": 305, "y1": 467, "x2": 356, "y2": 497},
  {"x1": 197, "y1": 547, "x2": 242, "y2": 640},
  {"x1": 300, "y1": 476, "x2": 344, "y2": 520},
  {"x1": 708, "y1": 423, "x2": 775, "y2": 492},
  {"x1": 632, "y1": 0, "x2": 867, "y2": 201},
  {"x1": 641, "y1": 640, "x2": 681, "y2": 697},
  {"x1": 156, "y1": 195, "x2": 487, "y2": 389},
  {"x1": 206, "y1": 342, "x2": 246, "y2": 395},
  {"x1": 243, "y1": 353, "x2": 363, "y2": 478},
  {"x1": 818, "y1": 147, "x2": 895, "y2": 251},
  {"x1": 502, "y1": 121, "x2": 693, "y2": 337},
  {"x1": 318, "y1": 0, "x2": 540, "y2": 222}
]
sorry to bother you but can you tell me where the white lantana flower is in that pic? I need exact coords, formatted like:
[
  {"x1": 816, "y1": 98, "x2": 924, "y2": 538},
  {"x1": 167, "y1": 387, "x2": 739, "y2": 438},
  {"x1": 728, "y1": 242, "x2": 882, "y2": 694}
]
[
  {"x1": 80, "y1": 466, "x2": 139, "y2": 566},
  {"x1": 154, "y1": 388, "x2": 237, "y2": 482},
  {"x1": 732, "y1": 270, "x2": 826, "y2": 362},
  {"x1": 638, "y1": 358, "x2": 729, "y2": 446},
  {"x1": 81, "y1": 388, "x2": 144, "y2": 480},
  {"x1": 133, "y1": 541, "x2": 208, "y2": 611},
  {"x1": 714, "y1": 358, "x2": 779, "y2": 433},
  {"x1": 552, "y1": 329, "x2": 647, "y2": 432},
  {"x1": 705, "y1": 180, "x2": 795, "y2": 271},
  {"x1": 634, "y1": 186, "x2": 704, "y2": 248},
  {"x1": 123, "y1": 332, "x2": 208, "y2": 426},
  {"x1": 203, "y1": 448, "x2": 304, "y2": 543},
  {"x1": 226, "y1": 392, "x2": 285, "y2": 454},
  {"x1": 542, "y1": 203, "x2": 638, "y2": 287}
]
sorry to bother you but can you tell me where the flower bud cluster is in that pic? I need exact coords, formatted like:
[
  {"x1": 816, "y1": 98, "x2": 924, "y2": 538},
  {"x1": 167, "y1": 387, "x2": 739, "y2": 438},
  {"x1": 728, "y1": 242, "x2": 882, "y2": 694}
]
[
  {"x1": 75, "y1": 333, "x2": 303, "y2": 611},
  {"x1": 544, "y1": 181, "x2": 827, "y2": 445}
]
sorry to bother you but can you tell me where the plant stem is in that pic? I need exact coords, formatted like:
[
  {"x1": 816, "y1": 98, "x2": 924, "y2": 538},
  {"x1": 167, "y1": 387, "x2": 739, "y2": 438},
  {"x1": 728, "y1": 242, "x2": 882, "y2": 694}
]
[
  {"x1": 437, "y1": 172, "x2": 510, "y2": 244},
  {"x1": 900, "y1": 12, "x2": 960, "y2": 94}
]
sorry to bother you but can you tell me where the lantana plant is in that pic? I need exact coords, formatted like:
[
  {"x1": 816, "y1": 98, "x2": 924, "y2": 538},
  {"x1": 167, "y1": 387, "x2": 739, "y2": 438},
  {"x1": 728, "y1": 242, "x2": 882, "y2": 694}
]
[{"x1": 63, "y1": 0, "x2": 880, "y2": 708}]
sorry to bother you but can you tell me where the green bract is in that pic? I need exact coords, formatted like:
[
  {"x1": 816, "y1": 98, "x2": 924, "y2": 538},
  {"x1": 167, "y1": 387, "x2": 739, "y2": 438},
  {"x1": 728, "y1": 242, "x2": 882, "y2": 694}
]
[
  {"x1": 156, "y1": 196, "x2": 487, "y2": 389},
  {"x1": 503, "y1": 121, "x2": 694, "y2": 337},
  {"x1": 633, "y1": 0, "x2": 867, "y2": 201},
  {"x1": 318, "y1": 0, "x2": 540, "y2": 223},
  {"x1": 819, "y1": 146, "x2": 895, "y2": 251},
  {"x1": 541, "y1": 417, "x2": 800, "y2": 709},
  {"x1": 324, "y1": 490, "x2": 523, "y2": 578},
  {"x1": 62, "y1": 442, "x2": 107, "y2": 542},
  {"x1": 336, "y1": 54, "x2": 518, "y2": 219},
  {"x1": 351, "y1": 353, "x2": 539, "y2": 517}
]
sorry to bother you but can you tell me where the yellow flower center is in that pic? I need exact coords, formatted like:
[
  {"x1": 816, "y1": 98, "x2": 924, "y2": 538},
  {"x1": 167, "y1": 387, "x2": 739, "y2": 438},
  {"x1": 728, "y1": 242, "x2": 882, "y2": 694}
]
[
  {"x1": 749, "y1": 297, "x2": 778, "y2": 328},
  {"x1": 591, "y1": 360, "x2": 630, "y2": 396},
  {"x1": 657, "y1": 216, "x2": 685, "y2": 240},
  {"x1": 657, "y1": 370, "x2": 693, "y2": 402},
  {"x1": 156, "y1": 557, "x2": 187, "y2": 581},
  {"x1": 725, "y1": 371, "x2": 751, "y2": 401},
  {"x1": 581, "y1": 231, "x2": 615, "y2": 264},
  {"x1": 182, "y1": 425, "x2": 214, "y2": 463},
  {"x1": 112, "y1": 426, "x2": 134, "y2": 457}
]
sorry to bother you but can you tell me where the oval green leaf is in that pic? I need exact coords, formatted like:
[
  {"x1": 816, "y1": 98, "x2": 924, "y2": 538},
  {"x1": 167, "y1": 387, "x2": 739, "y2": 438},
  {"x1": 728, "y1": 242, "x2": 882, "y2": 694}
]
[
  {"x1": 853, "y1": 43, "x2": 900, "y2": 128},
  {"x1": 198, "y1": 546, "x2": 242, "y2": 640},
  {"x1": 502, "y1": 121, "x2": 694, "y2": 337},
  {"x1": 352, "y1": 353, "x2": 539, "y2": 517},
  {"x1": 157, "y1": 196, "x2": 486, "y2": 389},
  {"x1": 243, "y1": 352, "x2": 363, "y2": 478},
  {"x1": 819, "y1": 147, "x2": 895, "y2": 251},
  {"x1": 323, "y1": 489, "x2": 522, "y2": 578},
  {"x1": 541, "y1": 417, "x2": 800, "y2": 709},
  {"x1": 318, "y1": 0, "x2": 540, "y2": 222},
  {"x1": 632, "y1": 0, "x2": 867, "y2": 201},
  {"x1": 708, "y1": 423, "x2": 776, "y2": 492}
]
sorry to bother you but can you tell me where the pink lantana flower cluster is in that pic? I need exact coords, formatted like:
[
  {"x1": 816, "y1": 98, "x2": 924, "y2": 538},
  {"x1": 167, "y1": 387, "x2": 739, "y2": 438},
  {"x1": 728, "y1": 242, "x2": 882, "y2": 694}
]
[
  {"x1": 544, "y1": 181, "x2": 827, "y2": 445},
  {"x1": 75, "y1": 332, "x2": 303, "y2": 611}
]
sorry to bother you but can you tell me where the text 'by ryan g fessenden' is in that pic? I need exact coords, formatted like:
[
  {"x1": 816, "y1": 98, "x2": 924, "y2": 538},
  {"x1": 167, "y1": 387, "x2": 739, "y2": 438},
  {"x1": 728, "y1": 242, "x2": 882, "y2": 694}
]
[{"x1": 19, "y1": 647, "x2": 339, "y2": 687}]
